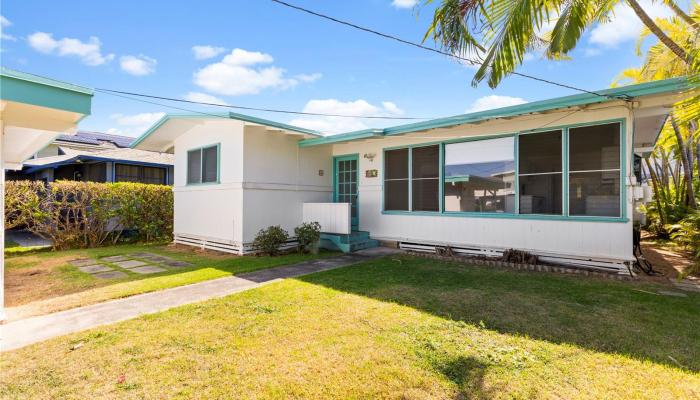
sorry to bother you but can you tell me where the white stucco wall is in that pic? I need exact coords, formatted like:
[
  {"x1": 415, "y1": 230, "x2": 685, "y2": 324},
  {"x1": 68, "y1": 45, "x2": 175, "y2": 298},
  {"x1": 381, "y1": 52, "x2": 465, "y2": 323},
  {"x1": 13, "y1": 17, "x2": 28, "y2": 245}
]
[
  {"x1": 330, "y1": 104, "x2": 635, "y2": 262},
  {"x1": 241, "y1": 126, "x2": 332, "y2": 242},
  {"x1": 173, "y1": 119, "x2": 244, "y2": 243}
]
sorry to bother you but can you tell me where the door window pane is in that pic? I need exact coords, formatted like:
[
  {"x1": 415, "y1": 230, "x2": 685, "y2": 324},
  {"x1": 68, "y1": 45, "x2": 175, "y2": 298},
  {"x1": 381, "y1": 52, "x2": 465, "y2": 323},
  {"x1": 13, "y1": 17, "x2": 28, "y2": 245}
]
[
  {"x1": 568, "y1": 123, "x2": 621, "y2": 216},
  {"x1": 444, "y1": 137, "x2": 515, "y2": 213},
  {"x1": 411, "y1": 146, "x2": 439, "y2": 211},
  {"x1": 518, "y1": 131, "x2": 563, "y2": 214}
]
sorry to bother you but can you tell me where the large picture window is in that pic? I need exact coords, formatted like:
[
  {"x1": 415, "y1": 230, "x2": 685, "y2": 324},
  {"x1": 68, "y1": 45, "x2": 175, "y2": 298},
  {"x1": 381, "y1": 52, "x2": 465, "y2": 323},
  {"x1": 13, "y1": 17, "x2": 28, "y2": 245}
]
[
  {"x1": 444, "y1": 137, "x2": 515, "y2": 213},
  {"x1": 187, "y1": 144, "x2": 219, "y2": 185},
  {"x1": 568, "y1": 123, "x2": 621, "y2": 217},
  {"x1": 518, "y1": 130, "x2": 563, "y2": 215}
]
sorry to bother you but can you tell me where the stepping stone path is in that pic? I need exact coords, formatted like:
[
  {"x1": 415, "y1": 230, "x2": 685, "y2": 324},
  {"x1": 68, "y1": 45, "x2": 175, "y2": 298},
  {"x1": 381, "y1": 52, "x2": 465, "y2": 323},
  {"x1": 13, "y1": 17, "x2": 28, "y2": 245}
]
[
  {"x1": 78, "y1": 264, "x2": 112, "y2": 273},
  {"x1": 114, "y1": 260, "x2": 148, "y2": 269},
  {"x1": 68, "y1": 252, "x2": 193, "y2": 279},
  {"x1": 129, "y1": 265, "x2": 167, "y2": 274},
  {"x1": 93, "y1": 271, "x2": 129, "y2": 279}
]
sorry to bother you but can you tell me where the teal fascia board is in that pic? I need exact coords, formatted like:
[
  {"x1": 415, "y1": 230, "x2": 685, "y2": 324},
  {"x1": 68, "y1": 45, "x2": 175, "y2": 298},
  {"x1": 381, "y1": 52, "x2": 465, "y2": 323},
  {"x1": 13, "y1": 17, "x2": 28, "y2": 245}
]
[
  {"x1": 299, "y1": 129, "x2": 385, "y2": 148},
  {"x1": 131, "y1": 111, "x2": 321, "y2": 149},
  {"x1": 0, "y1": 67, "x2": 93, "y2": 115},
  {"x1": 298, "y1": 77, "x2": 691, "y2": 147}
]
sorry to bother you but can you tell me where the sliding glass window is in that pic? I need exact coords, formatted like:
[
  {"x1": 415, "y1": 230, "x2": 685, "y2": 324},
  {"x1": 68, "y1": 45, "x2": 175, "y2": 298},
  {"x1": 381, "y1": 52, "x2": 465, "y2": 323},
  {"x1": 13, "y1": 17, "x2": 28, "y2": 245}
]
[
  {"x1": 518, "y1": 130, "x2": 563, "y2": 215},
  {"x1": 444, "y1": 137, "x2": 515, "y2": 213},
  {"x1": 187, "y1": 144, "x2": 219, "y2": 185},
  {"x1": 568, "y1": 123, "x2": 621, "y2": 217},
  {"x1": 384, "y1": 148, "x2": 409, "y2": 211}
]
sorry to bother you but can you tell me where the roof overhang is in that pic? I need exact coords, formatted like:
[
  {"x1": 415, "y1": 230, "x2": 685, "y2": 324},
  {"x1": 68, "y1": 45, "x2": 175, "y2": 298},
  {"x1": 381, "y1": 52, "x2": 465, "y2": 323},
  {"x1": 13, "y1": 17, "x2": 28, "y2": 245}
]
[
  {"x1": 23, "y1": 154, "x2": 173, "y2": 174},
  {"x1": 299, "y1": 77, "x2": 694, "y2": 148},
  {"x1": 1, "y1": 68, "x2": 93, "y2": 169},
  {"x1": 131, "y1": 112, "x2": 322, "y2": 152}
]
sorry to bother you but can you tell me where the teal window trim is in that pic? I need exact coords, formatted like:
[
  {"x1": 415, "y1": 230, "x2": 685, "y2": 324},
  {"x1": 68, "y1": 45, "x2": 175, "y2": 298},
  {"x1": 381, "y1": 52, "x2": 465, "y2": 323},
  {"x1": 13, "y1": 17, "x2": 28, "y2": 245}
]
[
  {"x1": 186, "y1": 143, "x2": 220, "y2": 186},
  {"x1": 380, "y1": 118, "x2": 627, "y2": 222}
]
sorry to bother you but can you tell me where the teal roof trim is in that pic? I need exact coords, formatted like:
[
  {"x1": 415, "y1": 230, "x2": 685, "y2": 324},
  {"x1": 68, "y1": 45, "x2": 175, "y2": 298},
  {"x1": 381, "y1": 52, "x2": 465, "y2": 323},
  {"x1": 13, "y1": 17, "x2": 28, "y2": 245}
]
[
  {"x1": 0, "y1": 67, "x2": 93, "y2": 115},
  {"x1": 299, "y1": 77, "x2": 691, "y2": 147},
  {"x1": 130, "y1": 111, "x2": 321, "y2": 148}
]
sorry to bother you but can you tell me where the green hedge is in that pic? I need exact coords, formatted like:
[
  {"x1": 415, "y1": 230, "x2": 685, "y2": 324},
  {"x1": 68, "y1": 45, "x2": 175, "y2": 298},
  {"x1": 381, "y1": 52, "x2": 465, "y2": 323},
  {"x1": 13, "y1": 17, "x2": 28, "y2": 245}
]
[{"x1": 5, "y1": 181, "x2": 173, "y2": 249}]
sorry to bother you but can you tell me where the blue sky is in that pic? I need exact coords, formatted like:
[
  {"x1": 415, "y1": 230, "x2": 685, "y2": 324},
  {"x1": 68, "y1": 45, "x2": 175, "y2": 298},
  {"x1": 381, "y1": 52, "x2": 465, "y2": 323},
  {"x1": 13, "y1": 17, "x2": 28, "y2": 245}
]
[{"x1": 0, "y1": 0, "x2": 681, "y2": 137}]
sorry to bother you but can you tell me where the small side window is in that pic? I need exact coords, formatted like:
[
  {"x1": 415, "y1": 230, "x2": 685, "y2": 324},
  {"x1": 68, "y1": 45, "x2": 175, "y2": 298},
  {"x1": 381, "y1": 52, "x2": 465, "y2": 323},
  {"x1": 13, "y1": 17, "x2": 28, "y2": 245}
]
[{"x1": 187, "y1": 145, "x2": 218, "y2": 184}]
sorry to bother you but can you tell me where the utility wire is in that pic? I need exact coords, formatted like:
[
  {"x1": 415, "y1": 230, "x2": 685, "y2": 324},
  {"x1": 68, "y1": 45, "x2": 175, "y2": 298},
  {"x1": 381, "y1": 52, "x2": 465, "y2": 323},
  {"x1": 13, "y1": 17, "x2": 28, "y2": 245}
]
[
  {"x1": 270, "y1": 0, "x2": 624, "y2": 100},
  {"x1": 95, "y1": 88, "x2": 432, "y2": 120}
]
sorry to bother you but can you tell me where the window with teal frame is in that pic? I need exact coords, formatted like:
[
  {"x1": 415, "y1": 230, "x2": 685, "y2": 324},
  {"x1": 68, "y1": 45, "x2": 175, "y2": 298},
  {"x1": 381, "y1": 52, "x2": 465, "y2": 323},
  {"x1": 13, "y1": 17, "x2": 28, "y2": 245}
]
[
  {"x1": 187, "y1": 144, "x2": 219, "y2": 185},
  {"x1": 382, "y1": 119, "x2": 626, "y2": 222}
]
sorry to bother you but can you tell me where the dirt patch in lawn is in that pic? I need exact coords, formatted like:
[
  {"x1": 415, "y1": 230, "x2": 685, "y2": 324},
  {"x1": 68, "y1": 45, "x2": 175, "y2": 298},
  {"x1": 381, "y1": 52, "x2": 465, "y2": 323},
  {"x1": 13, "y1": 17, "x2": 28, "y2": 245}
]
[
  {"x1": 165, "y1": 243, "x2": 236, "y2": 259},
  {"x1": 4, "y1": 255, "x2": 92, "y2": 307}
]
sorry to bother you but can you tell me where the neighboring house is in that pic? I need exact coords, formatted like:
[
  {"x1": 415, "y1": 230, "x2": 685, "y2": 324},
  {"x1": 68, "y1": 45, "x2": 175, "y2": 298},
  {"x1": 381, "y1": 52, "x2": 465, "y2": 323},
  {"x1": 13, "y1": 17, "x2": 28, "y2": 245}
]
[
  {"x1": 9, "y1": 131, "x2": 174, "y2": 185},
  {"x1": 132, "y1": 78, "x2": 694, "y2": 274},
  {"x1": 0, "y1": 67, "x2": 93, "y2": 320}
]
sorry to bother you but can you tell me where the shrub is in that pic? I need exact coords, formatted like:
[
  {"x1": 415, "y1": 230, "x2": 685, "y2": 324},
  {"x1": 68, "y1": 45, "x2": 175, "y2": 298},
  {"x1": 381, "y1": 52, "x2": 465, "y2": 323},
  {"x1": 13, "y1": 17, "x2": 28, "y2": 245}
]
[
  {"x1": 253, "y1": 225, "x2": 289, "y2": 256},
  {"x1": 295, "y1": 222, "x2": 321, "y2": 253},
  {"x1": 4, "y1": 180, "x2": 173, "y2": 250}
]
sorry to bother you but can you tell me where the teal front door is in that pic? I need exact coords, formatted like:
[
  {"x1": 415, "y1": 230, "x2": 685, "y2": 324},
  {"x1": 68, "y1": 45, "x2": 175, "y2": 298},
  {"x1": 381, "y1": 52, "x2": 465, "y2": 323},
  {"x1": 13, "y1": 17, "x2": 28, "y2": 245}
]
[{"x1": 334, "y1": 154, "x2": 359, "y2": 231}]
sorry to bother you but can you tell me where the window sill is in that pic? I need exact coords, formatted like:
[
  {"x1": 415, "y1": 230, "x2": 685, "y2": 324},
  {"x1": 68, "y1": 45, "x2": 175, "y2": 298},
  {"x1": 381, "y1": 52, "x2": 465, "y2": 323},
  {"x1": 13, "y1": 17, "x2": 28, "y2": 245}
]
[
  {"x1": 381, "y1": 210, "x2": 628, "y2": 223},
  {"x1": 186, "y1": 181, "x2": 220, "y2": 186}
]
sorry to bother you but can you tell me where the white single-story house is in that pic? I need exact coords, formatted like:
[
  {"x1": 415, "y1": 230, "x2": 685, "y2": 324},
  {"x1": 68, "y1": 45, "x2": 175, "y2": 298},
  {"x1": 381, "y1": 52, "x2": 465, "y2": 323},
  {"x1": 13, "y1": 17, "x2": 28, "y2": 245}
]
[
  {"x1": 132, "y1": 77, "x2": 695, "y2": 274},
  {"x1": 0, "y1": 67, "x2": 93, "y2": 321}
]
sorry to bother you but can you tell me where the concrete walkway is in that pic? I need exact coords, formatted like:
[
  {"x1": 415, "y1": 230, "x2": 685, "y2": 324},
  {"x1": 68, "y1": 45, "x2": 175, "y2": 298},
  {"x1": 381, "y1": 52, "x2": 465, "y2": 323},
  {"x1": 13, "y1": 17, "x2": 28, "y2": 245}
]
[{"x1": 2, "y1": 248, "x2": 401, "y2": 351}]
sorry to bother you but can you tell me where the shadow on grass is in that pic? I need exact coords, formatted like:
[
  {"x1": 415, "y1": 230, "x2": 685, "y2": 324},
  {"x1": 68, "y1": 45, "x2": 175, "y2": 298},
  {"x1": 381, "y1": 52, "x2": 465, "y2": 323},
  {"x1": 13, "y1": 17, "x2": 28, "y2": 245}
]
[{"x1": 298, "y1": 255, "x2": 700, "y2": 373}]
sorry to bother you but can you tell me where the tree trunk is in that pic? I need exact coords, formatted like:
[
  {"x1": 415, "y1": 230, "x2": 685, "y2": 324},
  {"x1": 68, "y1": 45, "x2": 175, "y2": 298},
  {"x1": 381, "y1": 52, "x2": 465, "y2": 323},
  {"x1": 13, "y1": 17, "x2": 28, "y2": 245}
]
[
  {"x1": 627, "y1": 0, "x2": 692, "y2": 65},
  {"x1": 664, "y1": 0, "x2": 699, "y2": 30},
  {"x1": 645, "y1": 157, "x2": 667, "y2": 227},
  {"x1": 671, "y1": 116, "x2": 698, "y2": 208}
]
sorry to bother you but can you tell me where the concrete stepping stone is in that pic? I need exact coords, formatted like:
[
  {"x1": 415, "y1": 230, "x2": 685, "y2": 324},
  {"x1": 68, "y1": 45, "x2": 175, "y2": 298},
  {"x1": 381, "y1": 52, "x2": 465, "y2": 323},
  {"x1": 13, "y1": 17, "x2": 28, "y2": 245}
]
[
  {"x1": 93, "y1": 271, "x2": 128, "y2": 279},
  {"x1": 78, "y1": 264, "x2": 113, "y2": 274},
  {"x1": 129, "y1": 265, "x2": 167, "y2": 274},
  {"x1": 114, "y1": 260, "x2": 148, "y2": 269},
  {"x1": 161, "y1": 260, "x2": 193, "y2": 268},
  {"x1": 101, "y1": 255, "x2": 130, "y2": 262},
  {"x1": 69, "y1": 258, "x2": 99, "y2": 267}
]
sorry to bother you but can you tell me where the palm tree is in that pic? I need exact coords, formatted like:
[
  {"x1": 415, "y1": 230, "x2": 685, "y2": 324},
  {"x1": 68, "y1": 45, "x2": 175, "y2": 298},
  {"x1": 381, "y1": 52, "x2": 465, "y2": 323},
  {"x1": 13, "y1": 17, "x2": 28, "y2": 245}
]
[
  {"x1": 423, "y1": 0, "x2": 696, "y2": 88},
  {"x1": 614, "y1": 10, "x2": 699, "y2": 211}
]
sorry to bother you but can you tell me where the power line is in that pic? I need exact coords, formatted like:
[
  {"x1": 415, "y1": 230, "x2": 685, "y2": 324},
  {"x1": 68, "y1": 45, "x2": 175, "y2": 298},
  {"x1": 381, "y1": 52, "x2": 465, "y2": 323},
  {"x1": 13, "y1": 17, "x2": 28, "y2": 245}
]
[
  {"x1": 269, "y1": 0, "x2": 621, "y2": 99},
  {"x1": 95, "y1": 88, "x2": 432, "y2": 120}
]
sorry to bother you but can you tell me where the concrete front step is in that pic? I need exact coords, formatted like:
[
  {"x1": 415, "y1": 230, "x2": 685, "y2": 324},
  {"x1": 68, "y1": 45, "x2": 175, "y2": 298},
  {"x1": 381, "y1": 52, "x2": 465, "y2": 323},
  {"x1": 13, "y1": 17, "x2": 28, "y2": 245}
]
[{"x1": 320, "y1": 232, "x2": 378, "y2": 253}]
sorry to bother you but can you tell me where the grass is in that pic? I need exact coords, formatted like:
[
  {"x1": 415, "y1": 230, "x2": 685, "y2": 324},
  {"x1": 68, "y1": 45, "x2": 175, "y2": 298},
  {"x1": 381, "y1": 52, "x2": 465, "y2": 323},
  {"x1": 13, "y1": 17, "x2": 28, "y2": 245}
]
[
  {"x1": 2, "y1": 255, "x2": 698, "y2": 399},
  {"x1": 5, "y1": 243, "x2": 336, "y2": 319}
]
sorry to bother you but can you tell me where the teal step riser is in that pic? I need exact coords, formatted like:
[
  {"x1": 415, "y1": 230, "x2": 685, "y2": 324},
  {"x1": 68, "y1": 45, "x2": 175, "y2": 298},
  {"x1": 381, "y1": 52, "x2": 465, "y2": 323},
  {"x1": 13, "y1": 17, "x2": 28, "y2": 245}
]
[{"x1": 319, "y1": 234, "x2": 378, "y2": 253}]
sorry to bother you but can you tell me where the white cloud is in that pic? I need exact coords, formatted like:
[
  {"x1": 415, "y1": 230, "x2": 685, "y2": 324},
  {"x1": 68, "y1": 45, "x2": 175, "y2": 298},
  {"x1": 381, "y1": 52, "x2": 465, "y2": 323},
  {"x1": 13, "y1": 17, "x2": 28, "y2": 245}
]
[
  {"x1": 183, "y1": 92, "x2": 228, "y2": 105},
  {"x1": 193, "y1": 48, "x2": 321, "y2": 96},
  {"x1": 192, "y1": 45, "x2": 226, "y2": 60},
  {"x1": 295, "y1": 73, "x2": 323, "y2": 83},
  {"x1": 290, "y1": 99, "x2": 405, "y2": 134},
  {"x1": 108, "y1": 112, "x2": 165, "y2": 137},
  {"x1": 588, "y1": 0, "x2": 672, "y2": 48},
  {"x1": 465, "y1": 95, "x2": 527, "y2": 113},
  {"x1": 1, "y1": 15, "x2": 16, "y2": 41},
  {"x1": 27, "y1": 32, "x2": 114, "y2": 66},
  {"x1": 120, "y1": 54, "x2": 157, "y2": 76},
  {"x1": 391, "y1": 0, "x2": 418, "y2": 9}
]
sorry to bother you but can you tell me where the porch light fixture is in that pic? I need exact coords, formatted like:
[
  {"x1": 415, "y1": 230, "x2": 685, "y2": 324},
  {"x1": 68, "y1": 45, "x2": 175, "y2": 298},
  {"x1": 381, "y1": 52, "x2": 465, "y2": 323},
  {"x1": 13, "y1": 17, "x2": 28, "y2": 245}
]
[{"x1": 363, "y1": 152, "x2": 376, "y2": 162}]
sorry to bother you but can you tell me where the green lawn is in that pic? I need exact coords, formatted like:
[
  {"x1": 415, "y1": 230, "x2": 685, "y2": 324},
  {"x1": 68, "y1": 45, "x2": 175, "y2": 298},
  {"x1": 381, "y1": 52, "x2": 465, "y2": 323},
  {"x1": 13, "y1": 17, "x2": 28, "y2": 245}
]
[
  {"x1": 5, "y1": 243, "x2": 335, "y2": 319},
  {"x1": 2, "y1": 255, "x2": 698, "y2": 399}
]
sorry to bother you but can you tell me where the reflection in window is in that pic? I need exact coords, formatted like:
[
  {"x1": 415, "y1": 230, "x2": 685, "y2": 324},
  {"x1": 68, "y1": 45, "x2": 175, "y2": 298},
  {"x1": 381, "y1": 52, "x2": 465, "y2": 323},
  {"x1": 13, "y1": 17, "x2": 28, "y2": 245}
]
[
  {"x1": 444, "y1": 137, "x2": 515, "y2": 213},
  {"x1": 568, "y1": 123, "x2": 621, "y2": 217},
  {"x1": 518, "y1": 130, "x2": 563, "y2": 214}
]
